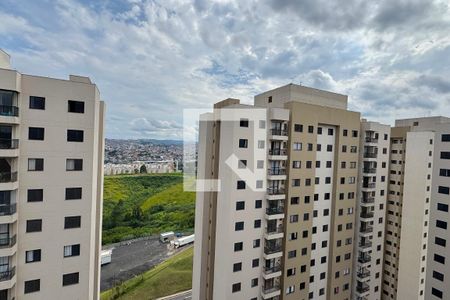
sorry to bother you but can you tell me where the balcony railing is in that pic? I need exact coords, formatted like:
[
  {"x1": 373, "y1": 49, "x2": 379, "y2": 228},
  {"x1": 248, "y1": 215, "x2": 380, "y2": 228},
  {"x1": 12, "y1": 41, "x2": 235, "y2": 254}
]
[
  {"x1": 363, "y1": 152, "x2": 377, "y2": 158},
  {"x1": 357, "y1": 270, "x2": 370, "y2": 279},
  {"x1": 0, "y1": 266, "x2": 15, "y2": 282},
  {"x1": 0, "y1": 139, "x2": 19, "y2": 149},
  {"x1": 270, "y1": 129, "x2": 288, "y2": 136},
  {"x1": 358, "y1": 240, "x2": 372, "y2": 249},
  {"x1": 262, "y1": 284, "x2": 280, "y2": 294},
  {"x1": 0, "y1": 235, "x2": 16, "y2": 248},
  {"x1": 264, "y1": 244, "x2": 282, "y2": 255},
  {"x1": 361, "y1": 196, "x2": 374, "y2": 204},
  {"x1": 362, "y1": 182, "x2": 376, "y2": 189},
  {"x1": 266, "y1": 226, "x2": 283, "y2": 235},
  {"x1": 266, "y1": 207, "x2": 284, "y2": 215},
  {"x1": 0, "y1": 203, "x2": 16, "y2": 216},
  {"x1": 358, "y1": 255, "x2": 371, "y2": 264},
  {"x1": 0, "y1": 172, "x2": 17, "y2": 183},
  {"x1": 360, "y1": 211, "x2": 374, "y2": 219},
  {"x1": 268, "y1": 168, "x2": 286, "y2": 175},
  {"x1": 363, "y1": 167, "x2": 376, "y2": 174},
  {"x1": 365, "y1": 137, "x2": 378, "y2": 143},
  {"x1": 269, "y1": 149, "x2": 287, "y2": 156},
  {"x1": 0, "y1": 106, "x2": 19, "y2": 117},
  {"x1": 267, "y1": 188, "x2": 285, "y2": 195},
  {"x1": 356, "y1": 282, "x2": 370, "y2": 293},
  {"x1": 359, "y1": 226, "x2": 373, "y2": 234},
  {"x1": 264, "y1": 264, "x2": 282, "y2": 275}
]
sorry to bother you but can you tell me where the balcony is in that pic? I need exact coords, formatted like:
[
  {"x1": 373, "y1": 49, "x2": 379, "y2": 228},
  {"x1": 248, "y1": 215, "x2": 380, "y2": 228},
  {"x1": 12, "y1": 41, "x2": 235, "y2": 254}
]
[
  {"x1": 0, "y1": 235, "x2": 16, "y2": 249},
  {"x1": 362, "y1": 167, "x2": 376, "y2": 174},
  {"x1": 261, "y1": 284, "x2": 281, "y2": 299},
  {"x1": 356, "y1": 282, "x2": 370, "y2": 293},
  {"x1": 363, "y1": 152, "x2": 377, "y2": 158},
  {"x1": 270, "y1": 129, "x2": 288, "y2": 137},
  {"x1": 268, "y1": 168, "x2": 286, "y2": 176},
  {"x1": 358, "y1": 240, "x2": 372, "y2": 249},
  {"x1": 264, "y1": 264, "x2": 282, "y2": 275},
  {"x1": 362, "y1": 182, "x2": 376, "y2": 189},
  {"x1": 359, "y1": 226, "x2": 373, "y2": 234},
  {"x1": 265, "y1": 226, "x2": 284, "y2": 240},
  {"x1": 0, "y1": 172, "x2": 17, "y2": 183},
  {"x1": 358, "y1": 254, "x2": 371, "y2": 264},
  {"x1": 267, "y1": 188, "x2": 285, "y2": 195},
  {"x1": 264, "y1": 244, "x2": 282, "y2": 255},
  {"x1": 268, "y1": 149, "x2": 287, "y2": 156},
  {"x1": 0, "y1": 203, "x2": 16, "y2": 216},
  {"x1": 266, "y1": 207, "x2": 284, "y2": 215},
  {"x1": 361, "y1": 195, "x2": 374, "y2": 204},
  {"x1": 0, "y1": 266, "x2": 15, "y2": 282},
  {"x1": 0, "y1": 106, "x2": 19, "y2": 118},
  {"x1": 357, "y1": 269, "x2": 370, "y2": 279},
  {"x1": 0, "y1": 139, "x2": 18, "y2": 150},
  {"x1": 360, "y1": 211, "x2": 374, "y2": 219},
  {"x1": 365, "y1": 136, "x2": 378, "y2": 143}
]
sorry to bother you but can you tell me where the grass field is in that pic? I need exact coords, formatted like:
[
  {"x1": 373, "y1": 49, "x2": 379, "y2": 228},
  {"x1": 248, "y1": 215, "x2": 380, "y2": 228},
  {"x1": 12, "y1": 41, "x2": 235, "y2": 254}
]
[
  {"x1": 102, "y1": 173, "x2": 195, "y2": 245},
  {"x1": 100, "y1": 247, "x2": 193, "y2": 300}
]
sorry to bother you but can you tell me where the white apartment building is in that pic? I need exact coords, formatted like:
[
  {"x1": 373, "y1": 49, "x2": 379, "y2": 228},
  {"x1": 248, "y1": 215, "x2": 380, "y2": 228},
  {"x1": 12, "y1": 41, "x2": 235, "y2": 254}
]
[
  {"x1": 353, "y1": 120, "x2": 390, "y2": 300},
  {"x1": 0, "y1": 50, "x2": 105, "y2": 299}
]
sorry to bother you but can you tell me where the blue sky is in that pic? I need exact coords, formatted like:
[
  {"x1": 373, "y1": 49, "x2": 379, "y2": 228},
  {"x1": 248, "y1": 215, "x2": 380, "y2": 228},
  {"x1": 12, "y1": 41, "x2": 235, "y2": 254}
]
[{"x1": 1, "y1": 0, "x2": 450, "y2": 139}]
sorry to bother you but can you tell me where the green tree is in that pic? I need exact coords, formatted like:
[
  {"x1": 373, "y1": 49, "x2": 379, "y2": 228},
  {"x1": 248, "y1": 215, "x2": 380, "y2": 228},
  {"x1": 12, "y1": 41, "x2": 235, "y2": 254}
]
[{"x1": 140, "y1": 164, "x2": 147, "y2": 173}]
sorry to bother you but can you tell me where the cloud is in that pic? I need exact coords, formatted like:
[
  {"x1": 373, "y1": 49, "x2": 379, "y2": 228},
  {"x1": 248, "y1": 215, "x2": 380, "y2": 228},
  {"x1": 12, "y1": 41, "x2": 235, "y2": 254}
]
[{"x1": 0, "y1": 0, "x2": 449, "y2": 139}]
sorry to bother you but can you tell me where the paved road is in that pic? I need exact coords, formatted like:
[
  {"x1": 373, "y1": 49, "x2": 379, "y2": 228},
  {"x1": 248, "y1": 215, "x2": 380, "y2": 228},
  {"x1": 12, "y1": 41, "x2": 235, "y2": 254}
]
[
  {"x1": 100, "y1": 237, "x2": 181, "y2": 291},
  {"x1": 158, "y1": 290, "x2": 192, "y2": 300}
]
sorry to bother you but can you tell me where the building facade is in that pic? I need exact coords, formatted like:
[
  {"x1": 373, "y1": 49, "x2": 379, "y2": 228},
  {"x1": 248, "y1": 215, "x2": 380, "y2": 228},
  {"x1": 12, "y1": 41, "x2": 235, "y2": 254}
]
[{"x1": 0, "y1": 50, "x2": 105, "y2": 299}]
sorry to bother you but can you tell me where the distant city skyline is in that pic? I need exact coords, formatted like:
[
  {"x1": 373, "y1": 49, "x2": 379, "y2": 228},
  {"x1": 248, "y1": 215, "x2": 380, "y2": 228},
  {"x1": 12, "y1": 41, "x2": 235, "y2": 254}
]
[{"x1": 1, "y1": 0, "x2": 449, "y2": 140}]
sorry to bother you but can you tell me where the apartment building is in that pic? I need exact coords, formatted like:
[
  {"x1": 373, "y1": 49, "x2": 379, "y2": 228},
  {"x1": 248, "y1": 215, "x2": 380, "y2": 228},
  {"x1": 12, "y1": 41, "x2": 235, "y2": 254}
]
[
  {"x1": 193, "y1": 84, "x2": 362, "y2": 300},
  {"x1": 353, "y1": 120, "x2": 390, "y2": 300},
  {"x1": 0, "y1": 50, "x2": 105, "y2": 299},
  {"x1": 381, "y1": 117, "x2": 449, "y2": 300}
]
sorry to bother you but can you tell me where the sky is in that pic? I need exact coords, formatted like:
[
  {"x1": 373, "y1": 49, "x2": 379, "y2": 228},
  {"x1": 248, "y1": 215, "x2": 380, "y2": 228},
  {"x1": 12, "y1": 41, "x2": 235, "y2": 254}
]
[{"x1": 1, "y1": 0, "x2": 450, "y2": 140}]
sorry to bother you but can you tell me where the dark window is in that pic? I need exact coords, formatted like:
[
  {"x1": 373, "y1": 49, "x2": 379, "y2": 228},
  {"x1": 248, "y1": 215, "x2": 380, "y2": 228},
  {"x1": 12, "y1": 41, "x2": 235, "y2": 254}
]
[
  {"x1": 432, "y1": 288, "x2": 443, "y2": 299},
  {"x1": 328, "y1": 128, "x2": 333, "y2": 135},
  {"x1": 28, "y1": 127, "x2": 44, "y2": 140},
  {"x1": 235, "y1": 222, "x2": 244, "y2": 231},
  {"x1": 234, "y1": 242, "x2": 243, "y2": 252},
  {"x1": 28, "y1": 189, "x2": 43, "y2": 202},
  {"x1": 66, "y1": 159, "x2": 83, "y2": 171},
  {"x1": 434, "y1": 254, "x2": 445, "y2": 264},
  {"x1": 441, "y1": 152, "x2": 450, "y2": 159},
  {"x1": 236, "y1": 201, "x2": 245, "y2": 210},
  {"x1": 438, "y1": 186, "x2": 450, "y2": 195},
  {"x1": 68, "y1": 100, "x2": 85, "y2": 113},
  {"x1": 25, "y1": 249, "x2": 41, "y2": 263},
  {"x1": 238, "y1": 139, "x2": 248, "y2": 148},
  {"x1": 233, "y1": 262, "x2": 242, "y2": 272},
  {"x1": 67, "y1": 130, "x2": 84, "y2": 142},
  {"x1": 64, "y1": 216, "x2": 81, "y2": 229},
  {"x1": 308, "y1": 126, "x2": 314, "y2": 133},
  {"x1": 29, "y1": 96, "x2": 45, "y2": 110},
  {"x1": 26, "y1": 219, "x2": 42, "y2": 232},
  {"x1": 64, "y1": 244, "x2": 80, "y2": 257},
  {"x1": 28, "y1": 158, "x2": 44, "y2": 171},
  {"x1": 65, "y1": 188, "x2": 82, "y2": 200},
  {"x1": 237, "y1": 181, "x2": 245, "y2": 190},
  {"x1": 435, "y1": 237, "x2": 446, "y2": 247},
  {"x1": 352, "y1": 130, "x2": 358, "y2": 137},
  {"x1": 268, "y1": 96, "x2": 272, "y2": 103},
  {"x1": 62, "y1": 272, "x2": 79, "y2": 286},
  {"x1": 24, "y1": 279, "x2": 40, "y2": 294},
  {"x1": 239, "y1": 119, "x2": 249, "y2": 127},
  {"x1": 343, "y1": 129, "x2": 348, "y2": 136},
  {"x1": 317, "y1": 127, "x2": 322, "y2": 134},
  {"x1": 438, "y1": 203, "x2": 449, "y2": 212},
  {"x1": 433, "y1": 271, "x2": 444, "y2": 281},
  {"x1": 294, "y1": 124, "x2": 303, "y2": 132},
  {"x1": 436, "y1": 220, "x2": 447, "y2": 229},
  {"x1": 232, "y1": 282, "x2": 241, "y2": 293},
  {"x1": 440, "y1": 169, "x2": 450, "y2": 177},
  {"x1": 255, "y1": 200, "x2": 262, "y2": 208},
  {"x1": 441, "y1": 134, "x2": 450, "y2": 142},
  {"x1": 254, "y1": 219, "x2": 261, "y2": 228}
]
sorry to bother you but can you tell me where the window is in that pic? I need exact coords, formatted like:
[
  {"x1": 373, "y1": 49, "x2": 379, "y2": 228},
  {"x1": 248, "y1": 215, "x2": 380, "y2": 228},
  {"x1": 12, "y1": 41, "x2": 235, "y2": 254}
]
[
  {"x1": 255, "y1": 200, "x2": 262, "y2": 208},
  {"x1": 26, "y1": 219, "x2": 42, "y2": 232},
  {"x1": 441, "y1": 134, "x2": 450, "y2": 142},
  {"x1": 294, "y1": 124, "x2": 303, "y2": 132},
  {"x1": 29, "y1": 96, "x2": 45, "y2": 110},
  {"x1": 233, "y1": 262, "x2": 242, "y2": 272},
  {"x1": 308, "y1": 126, "x2": 314, "y2": 133},
  {"x1": 441, "y1": 151, "x2": 450, "y2": 159},
  {"x1": 258, "y1": 140, "x2": 265, "y2": 149},
  {"x1": 435, "y1": 237, "x2": 446, "y2": 247},
  {"x1": 292, "y1": 179, "x2": 300, "y2": 187},
  {"x1": 438, "y1": 185, "x2": 450, "y2": 195},
  {"x1": 62, "y1": 272, "x2": 79, "y2": 286},
  {"x1": 26, "y1": 249, "x2": 41, "y2": 263},
  {"x1": 317, "y1": 127, "x2": 322, "y2": 134},
  {"x1": 238, "y1": 139, "x2": 248, "y2": 148},
  {"x1": 254, "y1": 219, "x2": 261, "y2": 228},
  {"x1": 68, "y1": 100, "x2": 85, "y2": 113},
  {"x1": 436, "y1": 220, "x2": 447, "y2": 229},
  {"x1": 239, "y1": 118, "x2": 249, "y2": 127},
  {"x1": 236, "y1": 181, "x2": 246, "y2": 190},
  {"x1": 234, "y1": 242, "x2": 243, "y2": 252},
  {"x1": 433, "y1": 271, "x2": 444, "y2": 281},
  {"x1": 64, "y1": 216, "x2": 81, "y2": 229},
  {"x1": 28, "y1": 127, "x2": 45, "y2": 140},
  {"x1": 253, "y1": 239, "x2": 260, "y2": 248},
  {"x1": 64, "y1": 244, "x2": 80, "y2": 257},
  {"x1": 352, "y1": 130, "x2": 358, "y2": 137},
  {"x1": 236, "y1": 201, "x2": 245, "y2": 210},
  {"x1": 67, "y1": 130, "x2": 84, "y2": 142},
  {"x1": 24, "y1": 279, "x2": 40, "y2": 294},
  {"x1": 235, "y1": 222, "x2": 244, "y2": 231},
  {"x1": 257, "y1": 160, "x2": 264, "y2": 169},
  {"x1": 434, "y1": 254, "x2": 445, "y2": 264},
  {"x1": 293, "y1": 142, "x2": 302, "y2": 151},
  {"x1": 238, "y1": 160, "x2": 247, "y2": 169},
  {"x1": 292, "y1": 161, "x2": 301, "y2": 168},
  {"x1": 66, "y1": 188, "x2": 82, "y2": 200},
  {"x1": 268, "y1": 96, "x2": 272, "y2": 103},
  {"x1": 432, "y1": 288, "x2": 443, "y2": 299},
  {"x1": 28, "y1": 189, "x2": 43, "y2": 202},
  {"x1": 327, "y1": 145, "x2": 333, "y2": 152},
  {"x1": 291, "y1": 197, "x2": 299, "y2": 205},
  {"x1": 251, "y1": 278, "x2": 258, "y2": 287},
  {"x1": 28, "y1": 158, "x2": 44, "y2": 171},
  {"x1": 66, "y1": 159, "x2": 83, "y2": 171},
  {"x1": 252, "y1": 258, "x2": 259, "y2": 267},
  {"x1": 232, "y1": 283, "x2": 241, "y2": 293},
  {"x1": 440, "y1": 169, "x2": 450, "y2": 177},
  {"x1": 438, "y1": 203, "x2": 449, "y2": 212}
]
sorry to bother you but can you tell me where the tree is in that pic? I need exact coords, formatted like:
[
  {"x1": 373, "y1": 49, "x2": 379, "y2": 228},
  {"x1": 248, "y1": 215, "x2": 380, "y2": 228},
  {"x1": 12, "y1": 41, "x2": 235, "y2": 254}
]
[{"x1": 140, "y1": 164, "x2": 147, "y2": 174}]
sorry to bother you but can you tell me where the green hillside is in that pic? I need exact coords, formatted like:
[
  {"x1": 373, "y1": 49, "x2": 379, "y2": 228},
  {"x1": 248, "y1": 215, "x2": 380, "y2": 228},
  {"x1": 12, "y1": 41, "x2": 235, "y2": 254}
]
[{"x1": 102, "y1": 174, "x2": 195, "y2": 245}]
